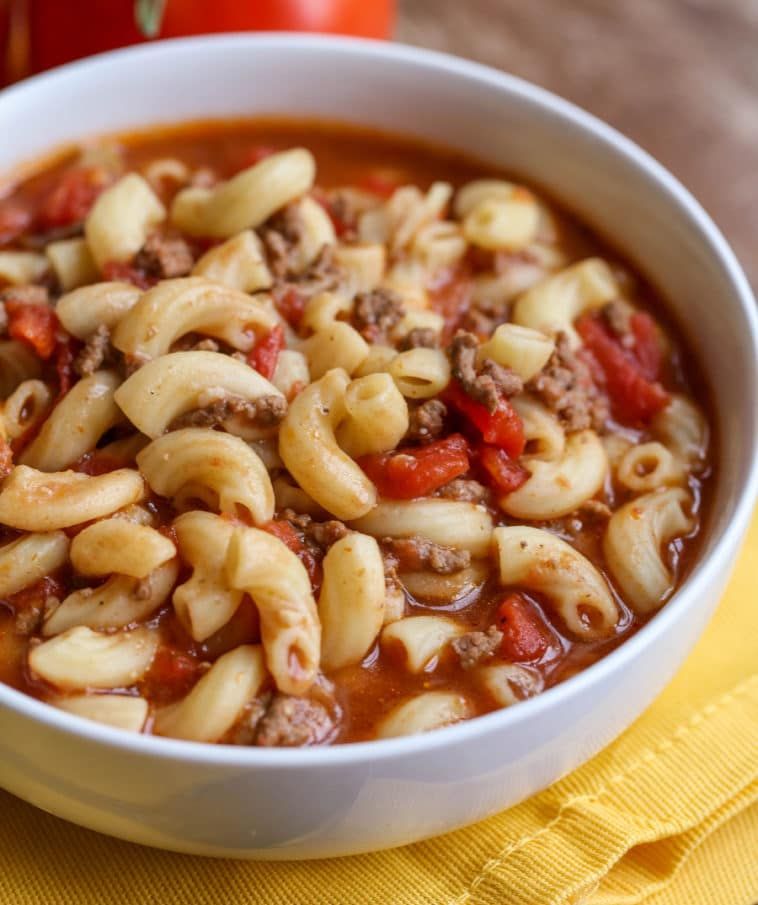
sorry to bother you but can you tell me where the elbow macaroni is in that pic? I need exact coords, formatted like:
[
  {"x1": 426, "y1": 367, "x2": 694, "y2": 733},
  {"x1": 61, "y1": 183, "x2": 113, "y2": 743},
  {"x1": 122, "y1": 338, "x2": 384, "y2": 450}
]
[
  {"x1": 20, "y1": 370, "x2": 123, "y2": 471},
  {"x1": 513, "y1": 258, "x2": 619, "y2": 347},
  {"x1": 0, "y1": 466, "x2": 144, "y2": 531},
  {"x1": 170, "y1": 148, "x2": 316, "y2": 237},
  {"x1": 320, "y1": 533, "x2": 385, "y2": 671},
  {"x1": 226, "y1": 526, "x2": 321, "y2": 695},
  {"x1": 85, "y1": 173, "x2": 166, "y2": 268},
  {"x1": 336, "y1": 373, "x2": 409, "y2": 458},
  {"x1": 604, "y1": 488, "x2": 695, "y2": 614},
  {"x1": 494, "y1": 526, "x2": 619, "y2": 639},
  {"x1": 278, "y1": 368, "x2": 377, "y2": 520},
  {"x1": 137, "y1": 427, "x2": 275, "y2": 523},
  {"x1": 0, "y1": 128, "x2": 713, "y2": 747},
  {"x1": 112, "y1": 276, "x2": 277, "y2": 360},
  {"x1": 172, "y1": 511, "x2": 243, "y2": 642},
  {"x1": 114, "y1": 350, "x2": 283, "y2": 438}
]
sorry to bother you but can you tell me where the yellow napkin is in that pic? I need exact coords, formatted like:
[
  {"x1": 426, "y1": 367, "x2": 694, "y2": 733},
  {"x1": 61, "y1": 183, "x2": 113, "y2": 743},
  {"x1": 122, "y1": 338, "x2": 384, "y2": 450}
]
[{"x1": 1, "y1": 516, "x2": 756, "y2": 905}]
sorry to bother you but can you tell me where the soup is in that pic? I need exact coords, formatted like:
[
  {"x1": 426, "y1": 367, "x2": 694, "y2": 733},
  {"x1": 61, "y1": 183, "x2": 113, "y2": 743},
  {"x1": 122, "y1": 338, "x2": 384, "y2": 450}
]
[{"x1": 0, "y1": 120, "x2": 712, "y2": 745}]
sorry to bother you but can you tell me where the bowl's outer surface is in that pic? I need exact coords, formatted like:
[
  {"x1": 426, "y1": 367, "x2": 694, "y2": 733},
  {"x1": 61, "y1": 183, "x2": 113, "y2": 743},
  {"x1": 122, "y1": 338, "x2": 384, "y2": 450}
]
[{"x1": 0, "y1": 35, "x2": 755, "y2": 859}]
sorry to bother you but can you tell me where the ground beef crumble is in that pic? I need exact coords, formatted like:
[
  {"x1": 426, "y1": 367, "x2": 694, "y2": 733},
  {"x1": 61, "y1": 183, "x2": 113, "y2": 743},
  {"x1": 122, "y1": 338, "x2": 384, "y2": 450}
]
[
  {"x1": 168, "y1": 393, "x2": 286, "y2": 430},
  {"x1": 261, "y1": 204, "x2": 304, "y2": 279},
  {"x1": 452, "y1": 625, "x2": 504, "y2": 669},
  {"x1": 448, "y1": 330, "x2": 523, "y2": 412},
  {"x1": 435, "y1": 478, "x2": 489, "y2": 503},
  {"x1": 382, "y1": 536, "x2": 470, "y2": 574},
  {"x1": 399, "y1": 327, "x2": 438, "y2": 350},
  {"x1": 227, "y1": 693, "x2": 273, "y2": 746},
  {"x1": 352, "y1": 287, "x2": 405, "y2": 342},
  {"x1": 281, "y1": 510, "x2": 349, "y2": 550},
  {"x1": 577, "y1": 499, "x2": 613, "y2": 522},
  {"x1": 254, "y1": 693, "x2": 335, "y2": 747},
  {"x1": 405, "y1": 399, "x2": 447, "y2": 443},
  {"x1": 528, "y1": 331, "x2": 608, "y2": 432},
  {"x1": 74, "y1": 323, "x2": 113, "y2": 377},
  {"x1": 134, "y1": 234, "x2": 194, "y2": 279},
  {"x1": 171, "y1": 334, "x2": 222, "y2": 353}
]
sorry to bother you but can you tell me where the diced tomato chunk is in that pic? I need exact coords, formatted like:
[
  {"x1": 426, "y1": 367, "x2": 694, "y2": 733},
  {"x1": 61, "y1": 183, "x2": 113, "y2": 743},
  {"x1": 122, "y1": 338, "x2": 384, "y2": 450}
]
[
  {"x1": 248, "y1": 324, "x2": 285, "y2": 380},
  {"x1": 445, "y1": 381, "x2": 525, "y2": 457},
  {"x1": 428, "y1": 265, "x2": 475, "y2": 340},
  {"x1": 143, "y1": 646, "x2": 201, "y2": 702},
  {"x1": 630, "y1": 311, "x2": 663, "y2": 381},
  {"x1": 37, "y1": 166, "x2": 110, "y2": 229},
  {"x1": 273, "y1": 286, "x2": 306, "y2": 329},
  {"x1": 262, "y1": 519, "x2": 301, "y2": 549},
  {"x1": 101, "y1": 260, "x2": 155, "y2": 290},
  {"x1": 576, "y1": 313, "x2": 669, "y2": 425},
  {"x1": 5, "y1": 300, "x2": 58, "y2": 359},
  {"x1": 0, "y1": 202, "x2": 33, "y2": 246},
  {"x1": 478, "y1": 444, "x2": 529, "y2": 495},
  {"x1": 358, "y1": 434, "x2": 470, "y2": 500},
  {"x1": 496, "y1": 594, "x2": 553, "y2": 662}
]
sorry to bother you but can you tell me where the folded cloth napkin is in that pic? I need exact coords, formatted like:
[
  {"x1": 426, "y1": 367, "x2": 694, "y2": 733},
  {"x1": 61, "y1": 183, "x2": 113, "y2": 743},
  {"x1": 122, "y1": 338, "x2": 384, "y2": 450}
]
[{"x1": 1, "y1": 515, "x2": 756, "y2": 905}]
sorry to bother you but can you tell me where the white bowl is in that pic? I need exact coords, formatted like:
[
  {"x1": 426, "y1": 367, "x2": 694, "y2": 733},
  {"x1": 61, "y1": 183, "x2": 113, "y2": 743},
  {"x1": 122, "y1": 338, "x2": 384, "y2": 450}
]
[{"x1": 0, "y1": 35, "x2": 756, "y2": 860}]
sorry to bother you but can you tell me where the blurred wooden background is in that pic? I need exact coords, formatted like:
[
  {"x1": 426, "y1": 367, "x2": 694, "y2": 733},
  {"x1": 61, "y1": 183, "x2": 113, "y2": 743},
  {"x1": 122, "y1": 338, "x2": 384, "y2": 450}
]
[{"x1": 397, "y1": 0, "x2": 758, "y2": 286}]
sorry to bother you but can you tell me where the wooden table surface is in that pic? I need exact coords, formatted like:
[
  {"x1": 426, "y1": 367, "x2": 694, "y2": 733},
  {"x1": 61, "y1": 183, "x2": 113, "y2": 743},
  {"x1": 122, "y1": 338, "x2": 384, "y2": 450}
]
[{"x1": 397, "y1": 0, "x2": 758, "y2": 286}]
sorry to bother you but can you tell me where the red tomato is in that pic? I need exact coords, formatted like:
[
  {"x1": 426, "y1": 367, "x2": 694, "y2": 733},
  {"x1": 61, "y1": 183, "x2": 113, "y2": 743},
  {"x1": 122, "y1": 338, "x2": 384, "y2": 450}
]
[
  {"x1": 37, "y1": 166, "x2": 110, "y2": 229},
  {"x1": 262, "y1": 519, "x2": 321, "y2": 586},
  {"x1": 273, "y1": 286, "x2": 306, "y2": 329},
  {"x1": 576, "y1": 314, "x2": 669, "y2": 424},
  {"x1": 0, "y1": 202, "x2": 33, "y2": 246},
  {"x1": 0, "y1": 436, "x2": 13, "y2": 479},
  {"x1": 26, "y1": 1, "x2": 394, "y2": 75},
  {"x1": 445, "y1": 382, "x2": 526, "y2": 457},
  {"x1": 428, "y1": 265, "x2": 475, "y2": 341},
  {"x1": 478, "y1": 445, "x2": 529, "y2": 495},
  {"x1": 358, "y1": 434, "x2": 470, "y2": 500},
  {"x1": 496, "y1": 594, "x2": 554, "y2": 663},
  {"x1": 248, "y1": 325, "x2": 285, "y2": 380},
  {"x1": 5, "y1": 301, "x2": 59, "y2": 360},
  {"x1": 630, "y1": 311, "x2": 663, "y2": 381},
  {"x1": 143, "y1": 645, "x2": 201, "y2": 702},
  {"x1": 161, "y1": 0, "x2": 394, "y2": 39}
]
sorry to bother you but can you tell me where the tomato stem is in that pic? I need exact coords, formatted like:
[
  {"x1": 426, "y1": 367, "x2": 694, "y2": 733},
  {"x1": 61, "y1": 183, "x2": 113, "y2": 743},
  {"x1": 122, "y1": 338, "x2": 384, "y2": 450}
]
[{"x1": 134, "y1": 0, "x2": 167, "y2": 39}]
